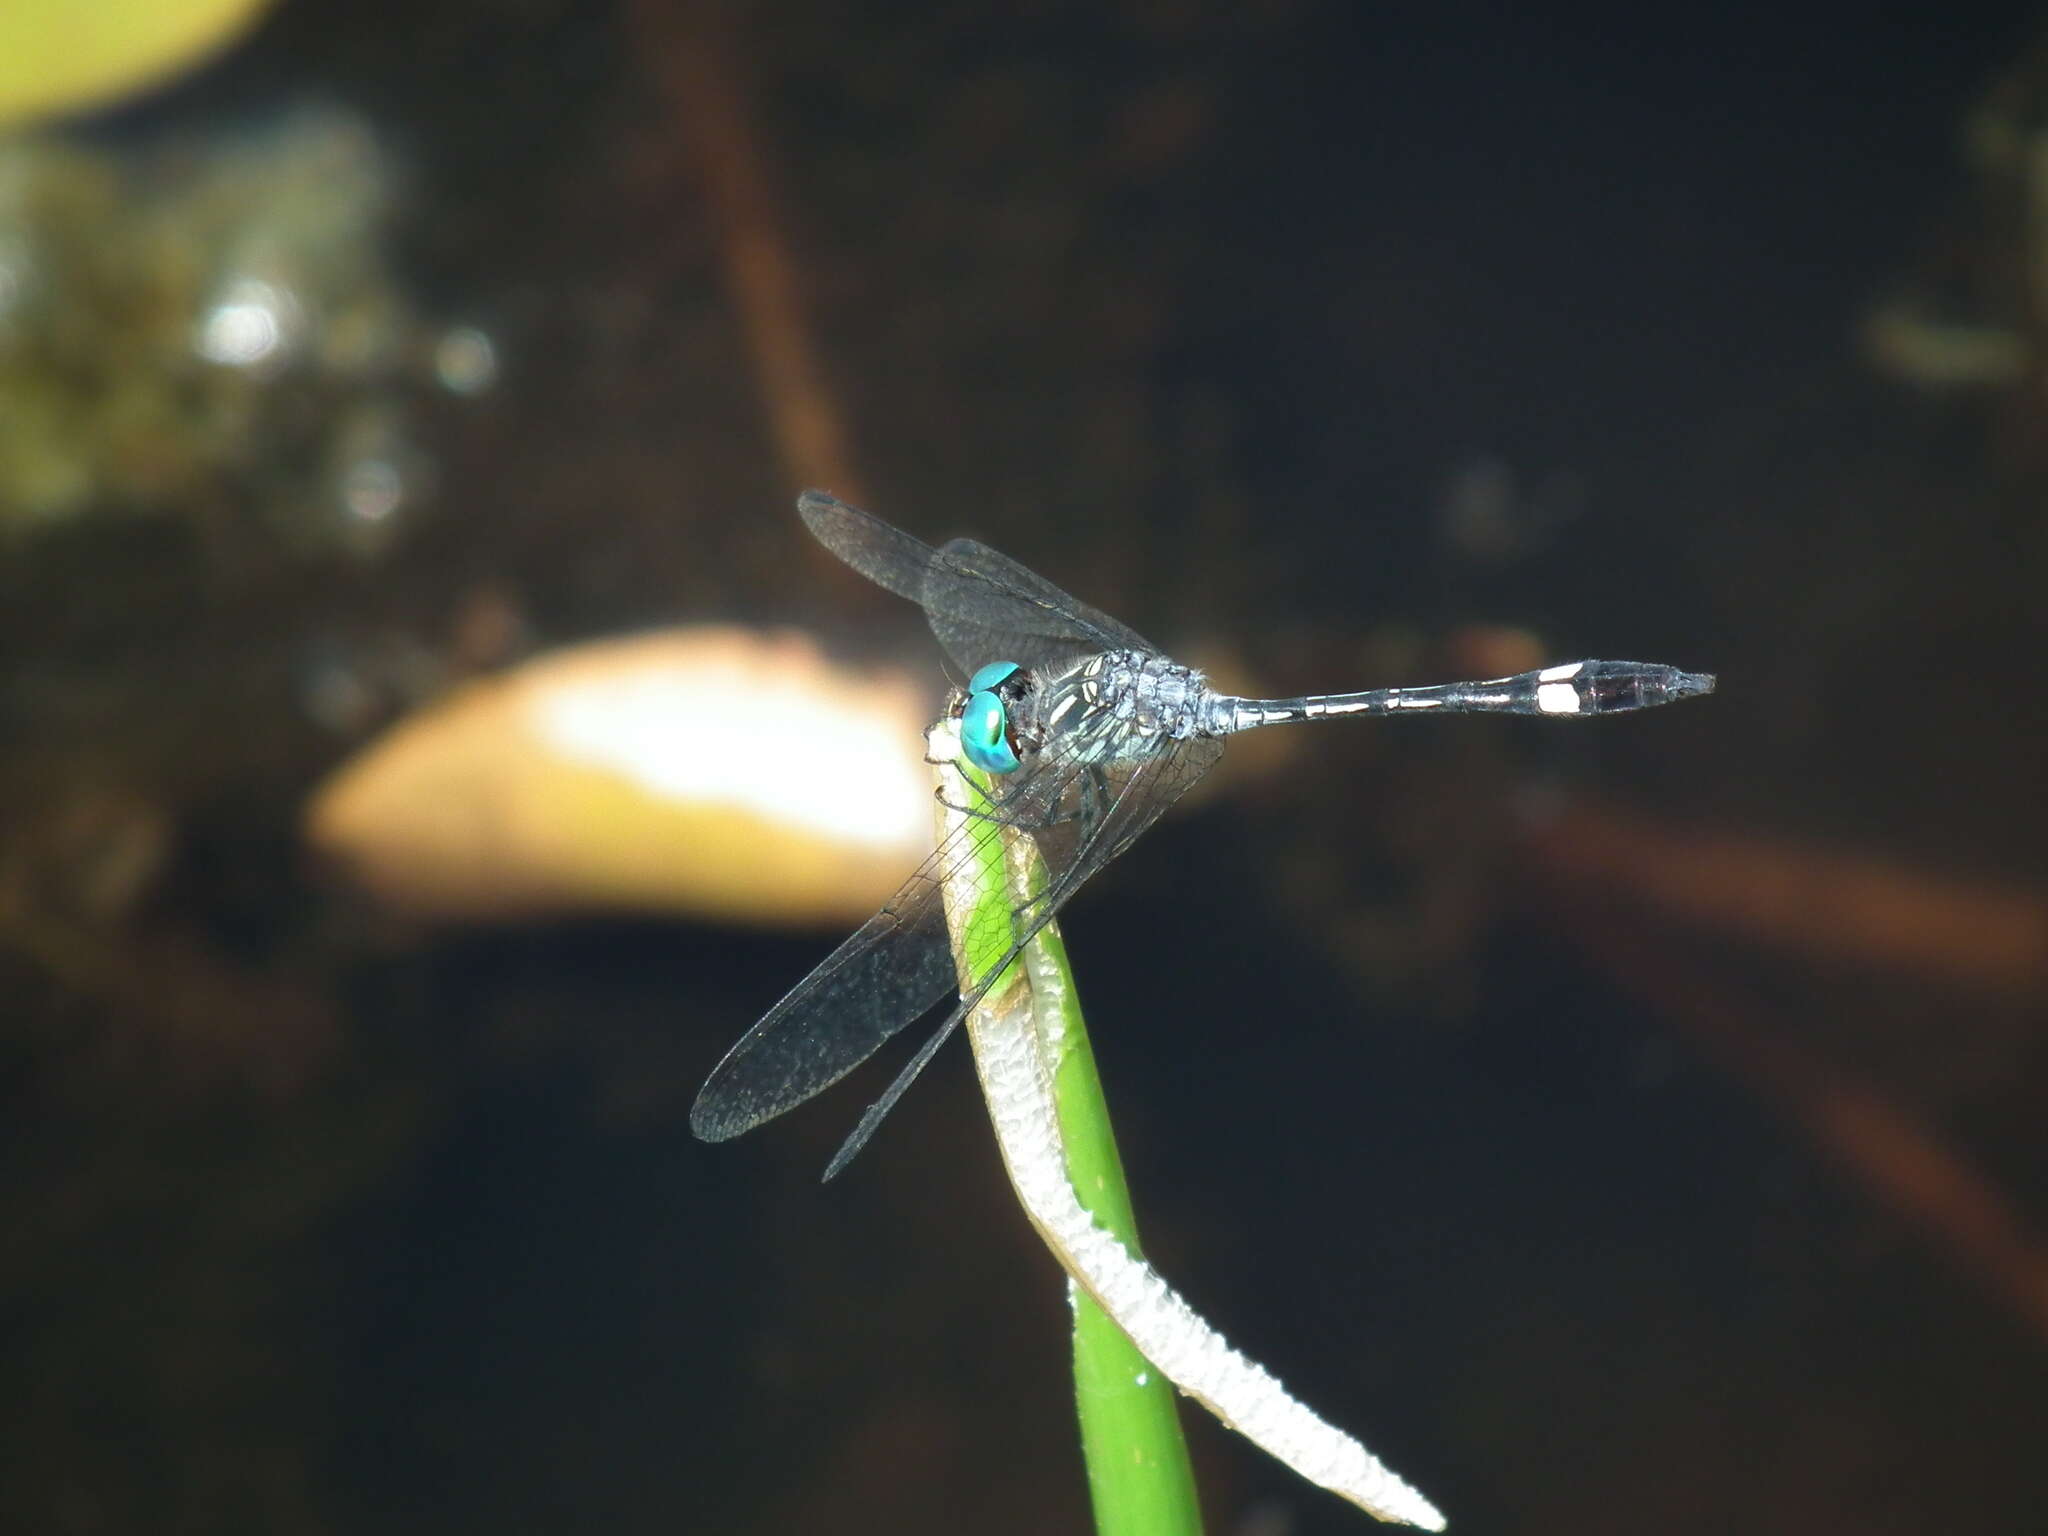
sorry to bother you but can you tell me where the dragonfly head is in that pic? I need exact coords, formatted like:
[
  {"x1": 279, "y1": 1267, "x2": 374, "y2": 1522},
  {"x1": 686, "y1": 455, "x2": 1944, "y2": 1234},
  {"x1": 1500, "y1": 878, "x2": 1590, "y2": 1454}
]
[{"x1": 958, "y1": 660, "x2": 1026, "y2": 774}]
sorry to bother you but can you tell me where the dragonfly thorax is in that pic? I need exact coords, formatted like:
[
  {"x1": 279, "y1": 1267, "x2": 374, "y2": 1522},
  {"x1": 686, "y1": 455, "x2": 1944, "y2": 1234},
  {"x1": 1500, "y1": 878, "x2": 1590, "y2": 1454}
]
[
  {"x1": 1039, "y1": 648, "x2": 1215, "y2": 761},
  {"x1": 949, "y1": 649, "x2": 1212, "y2": 775}
]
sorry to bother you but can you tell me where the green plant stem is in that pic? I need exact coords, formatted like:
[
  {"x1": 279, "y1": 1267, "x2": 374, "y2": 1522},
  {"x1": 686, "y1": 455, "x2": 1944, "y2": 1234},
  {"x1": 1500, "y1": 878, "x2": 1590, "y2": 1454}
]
[{"x1": 958, "y1": 759, "x2": 1204, "y2": 1536}]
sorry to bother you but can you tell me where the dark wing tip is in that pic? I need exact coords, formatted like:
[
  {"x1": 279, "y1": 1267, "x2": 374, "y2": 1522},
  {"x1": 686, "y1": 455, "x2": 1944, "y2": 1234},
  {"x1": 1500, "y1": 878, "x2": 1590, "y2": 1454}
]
[
  {"x1": 796, "y1": 488, "x2": 849, "y2": 535},
  {"x1": 688, "y1": 1093, "x2": 745, "y2": 1143},
  {"x1": 819, "y1": 1144, "x2": 856, "y2": 1183}
]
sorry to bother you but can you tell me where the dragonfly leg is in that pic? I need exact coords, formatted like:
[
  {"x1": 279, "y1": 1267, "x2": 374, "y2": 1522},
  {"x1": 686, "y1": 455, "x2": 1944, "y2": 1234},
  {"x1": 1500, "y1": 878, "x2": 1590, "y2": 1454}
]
[
  {"x1": 931, "y1": 784, "x2": 1056, "y2": 830},
  {"x1": 932, "y1": 774, "x2": 1071, "y2": 831},
  {"x1": 994, "y1": 766, "x2": 1117, "y2": 926}
]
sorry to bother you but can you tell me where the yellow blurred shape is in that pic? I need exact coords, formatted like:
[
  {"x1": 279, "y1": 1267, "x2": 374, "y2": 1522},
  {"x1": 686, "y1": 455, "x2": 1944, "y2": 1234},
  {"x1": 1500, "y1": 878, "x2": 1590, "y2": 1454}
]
[
  {"x1": 0, "y1": 1, "x2": 274, "y2": 129},
  {"x1": 307, "y1": 627, "x2": 937, "y2": 927}
]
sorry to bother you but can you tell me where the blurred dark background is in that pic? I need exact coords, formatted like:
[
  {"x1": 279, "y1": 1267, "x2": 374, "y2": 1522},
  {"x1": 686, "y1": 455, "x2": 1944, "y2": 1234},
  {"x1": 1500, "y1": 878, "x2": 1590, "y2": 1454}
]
[{"x1": 3, "y1": 2, "x2": 2044, "y2": 1532}]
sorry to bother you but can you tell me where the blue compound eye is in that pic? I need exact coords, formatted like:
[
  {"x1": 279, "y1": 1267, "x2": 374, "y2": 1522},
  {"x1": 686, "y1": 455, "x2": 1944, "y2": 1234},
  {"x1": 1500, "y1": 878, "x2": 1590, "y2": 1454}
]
[
  {"x1": 967, "y1": 660, "x2": 1021, "y2": 694},
  {"x1": 959, "y1": 688, "x2": 1021, "y2": 774}
]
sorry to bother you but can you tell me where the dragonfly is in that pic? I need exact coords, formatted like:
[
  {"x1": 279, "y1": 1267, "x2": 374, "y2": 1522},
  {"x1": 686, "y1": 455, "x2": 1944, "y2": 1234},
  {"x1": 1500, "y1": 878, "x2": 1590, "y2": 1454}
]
[{"x1": 691, "y1": 492, "x2": 1714, "y2": 1178}]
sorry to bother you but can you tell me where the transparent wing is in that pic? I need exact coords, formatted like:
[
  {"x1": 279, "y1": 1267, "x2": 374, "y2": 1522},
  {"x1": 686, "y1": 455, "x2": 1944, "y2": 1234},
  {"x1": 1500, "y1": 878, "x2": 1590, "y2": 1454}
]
[
  {"x1": 688, "y1": 818, "x2": 984, "y2": 1142},
  {"x1": 688, "y1": 712, "x2": 1101, "y2": 1146},
  {"x1": 695, "y1": 493, "x2": 1209, "y2": 1172},
  {"x1": 798, "y1": 490, "x2": 1156, "y2": 674},
  {"x1": 816, "y1": 724, "x2": 1225, "y2": 1178},
  {"x1": 921, "y1": 534, "x2": 1156, "y2": 676}
]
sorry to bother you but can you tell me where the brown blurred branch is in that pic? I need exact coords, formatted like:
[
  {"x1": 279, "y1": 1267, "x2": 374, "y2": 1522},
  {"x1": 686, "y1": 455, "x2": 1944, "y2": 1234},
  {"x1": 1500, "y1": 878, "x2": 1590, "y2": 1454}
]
[
  {"x1": 1617, "y1": 924, "x2": 2047, "y2": 1342},
  {"x1": 631, "y1": 0, "x2": 864, "y2": 499},
  {"x1": 1520, "y1": 800, "x2": 2048, "y2": 1344},
  {"x1": 1520, "y1": 800, "x2": 2048, "y2": 996}
]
